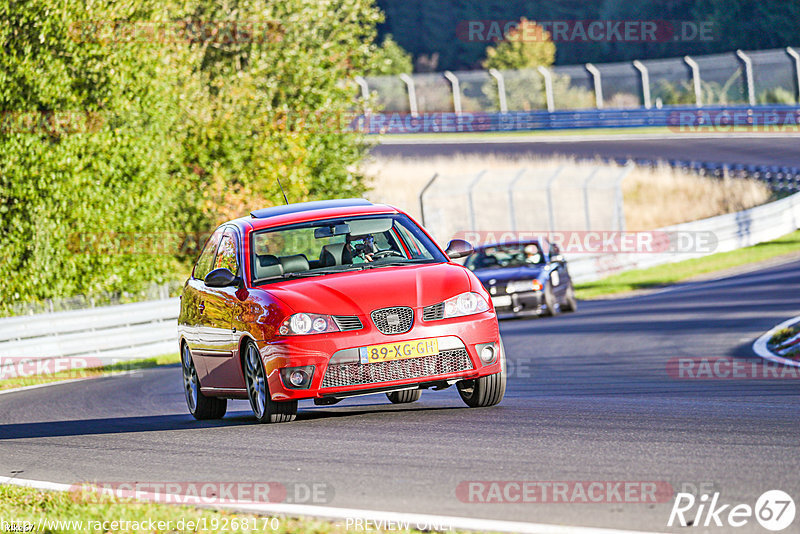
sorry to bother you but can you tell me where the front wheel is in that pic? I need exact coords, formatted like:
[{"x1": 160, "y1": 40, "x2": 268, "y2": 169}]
[
  {"x1": 182, "y1": 344, "x2": 226, "y2": 420},
  {"x1": 244, "y1": 342, "x2": 297, "y2": 423},
  {"x1": 457, "y1": 341, "x2": 506, "y2": 408},
  {"x1": 542, "y1": 282, "x2": 560, "y2": 317},
  {"x1": 562, "y1": 283, "x2": 578, "y2": 312},
  {"x1": 386, "y1": 389, "x2": 422, "y2": 404}
]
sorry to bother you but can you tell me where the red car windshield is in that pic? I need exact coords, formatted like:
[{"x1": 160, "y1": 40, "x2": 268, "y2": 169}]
[{"x1": 250, "y1": 214, "x2": 447, "y2": 283}]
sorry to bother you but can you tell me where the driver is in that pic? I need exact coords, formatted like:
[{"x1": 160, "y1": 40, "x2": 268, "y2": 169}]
[{"x1": 347, "y1": 234, "x2": 376, "y2": 263}]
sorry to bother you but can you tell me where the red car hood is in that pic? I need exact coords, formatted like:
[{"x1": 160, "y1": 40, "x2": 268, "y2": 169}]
[{"x1": 263, "y1": 262, "x2": 471, "y2": 315}]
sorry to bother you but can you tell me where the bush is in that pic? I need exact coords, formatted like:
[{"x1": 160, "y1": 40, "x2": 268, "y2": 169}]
[{"x1": 0, "y1": 0, "x2": 387, "y2": 315}]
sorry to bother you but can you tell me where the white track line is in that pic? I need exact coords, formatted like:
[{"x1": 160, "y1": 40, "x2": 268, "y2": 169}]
[
  {"x1": 0, "y1": 477, "x2": 666, "y2": 534},
  {"x1": 752, "y1": 315, "x2": 800, "y2": 368},
  {"x1": 378, "y1": 132, "x2": 800, "y2": 145}
]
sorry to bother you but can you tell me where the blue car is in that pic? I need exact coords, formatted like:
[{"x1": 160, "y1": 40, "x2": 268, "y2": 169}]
[{"x1": 465, "y1": 240, "x2": 577, "y2": 318}]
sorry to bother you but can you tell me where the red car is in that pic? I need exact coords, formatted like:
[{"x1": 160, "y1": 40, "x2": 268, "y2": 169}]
[{"x1": 178, "y1": 199, "x2": 506, "y2": 423}]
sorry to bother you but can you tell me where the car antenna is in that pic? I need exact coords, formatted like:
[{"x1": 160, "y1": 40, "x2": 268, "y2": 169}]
[{"x1": 276, "y1": 176, "x2": 290, "y2": 205}]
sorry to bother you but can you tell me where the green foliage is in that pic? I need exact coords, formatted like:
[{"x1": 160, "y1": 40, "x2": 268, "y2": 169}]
[
  {"x1": 483, "y1": 19, "x2": 555, "y2": 71},
  {"x1": 759, "y1": 87, "x2": 797, "y2": 105},
  {"x1": 367, "y1": 34, "x2": 413, "y2": 75},
  {"x1": 0, "y1": 0, "x2": 386, "y2": 314}
]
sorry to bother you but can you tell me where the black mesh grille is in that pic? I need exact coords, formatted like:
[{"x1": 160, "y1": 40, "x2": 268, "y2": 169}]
[
  {"x1": 320, "y1": 349, "x2": 473, "y2": 389},
  {"x1": 332, "y1": 316, "x2": 363, "y2": 332},
  {"x1": 422, "y1": 302, "x2": 445, "y2": 321},
  {"x1": 370, "y1": 307, "x2": 413, "y2": 335}
]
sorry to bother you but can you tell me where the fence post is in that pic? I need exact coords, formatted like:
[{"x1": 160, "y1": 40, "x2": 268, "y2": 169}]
[
  {"x1": 418, "y1": 173, "x2": 439, "y2": 227},
  {"x1": 546, "y1": 167, "x2": 565, "y2": 237},
  {"x1": 585, "y1": 63, "x2": 604, "y2": 109},
  {"x1": 354, "y1": 76, "x2": 370, "y2": 101},
  {"x1": 684, "y1": 56, "x2": 703, "y2": 107},
  {"x1": 632, "y1": 60, "x2": 651, "y2": 109},
  {"x1": 467, "y1": 171, "x2": 488, "y2": 232},
  {"x1": 614, "y1": 164, "x2": 634, "y2": 232},
  {"x1": 787, "y1": 47, "x2": 800, "y2": 104},
  {"x1": 489, "y1": 68, "x2": 508, "y2": 113},
  {"x1": 582, "y1": 168, "x2": 601, "y2": 231},
  {"x1": 400, "y1": 74, "x2": 419, "y2": 117},
  {"x1": 537, "y1": 66, "x2": 555, "y2": 112},
  {"x1": 444, "y1": 71, "x2": 462, "y2": 115},
  {"x1": 735, "y1": 50, "x2": 756, "y2": 106},
  {"x1": 507, "y1": 168, "x2": 528, "y2": 231}
]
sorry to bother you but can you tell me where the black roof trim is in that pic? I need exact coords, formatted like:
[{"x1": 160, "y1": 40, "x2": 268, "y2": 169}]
[{"x1": 250, "y1": 199, "x2": 374, "y2": 219}]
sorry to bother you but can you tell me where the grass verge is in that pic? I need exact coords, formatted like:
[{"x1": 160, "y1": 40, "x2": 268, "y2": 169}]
[
  {"x1": 0, "y1": 353, "x2": 180, "y2": 392},
  {"x1": 0, "y1": 484, "x2": 406, "y2": 534},
  {"x1": 575, "y1": 230, "x2": 800, "y2": 299}
]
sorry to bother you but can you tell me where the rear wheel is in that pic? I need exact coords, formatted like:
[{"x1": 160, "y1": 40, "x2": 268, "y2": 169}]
[
  {"x1": 386, "y1": 389, "x2": 422, "y2": 404},
  {"x1": 182, "y1": 344, "x2": 227, "y2": 420},
  {"x1": 244, "y1": 342, "x2": 297, "y2": 423},
  {"x1": 457, "y1": 340, "x2": 506, "y2": 408},
  {"x1": 562, "y1": 283, "x2": 578, "y2": 312}
]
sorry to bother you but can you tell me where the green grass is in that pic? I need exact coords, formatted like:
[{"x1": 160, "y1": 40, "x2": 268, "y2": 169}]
[
  {"x1": 0, "y1": 353, "x2": 180, "y2": 392},
  {"x1": 0, "y1": 484, "x2": 418, "y2": 534},
  {"x1": 575, "y1": 230, "x2": 800, "y2": 299}
]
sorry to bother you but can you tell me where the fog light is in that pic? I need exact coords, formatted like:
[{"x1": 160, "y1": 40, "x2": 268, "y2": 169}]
[
  {"x1": 480, "y1": 345, "x2": 496, "y2": 363},
  {"x1": 280, "y1": 366, "x2": 315, "y2": 389},
  {"x1": 289, "y1": 370, "x2": 307, "y2": 386}
]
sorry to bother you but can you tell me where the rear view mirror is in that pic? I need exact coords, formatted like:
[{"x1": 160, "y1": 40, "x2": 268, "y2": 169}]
[
  {"x1": 314, "y1": 223, "x2": 351, "y2": 239},
  {"x1": 445, "y1": 239, "x2": 474, "y2": 260},
  {"x1": 205, "y1": 268, "x2": 240, "y2": 288}
]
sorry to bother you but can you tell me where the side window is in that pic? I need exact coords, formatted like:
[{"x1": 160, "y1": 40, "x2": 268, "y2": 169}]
[
  {"x1": 214, "y1": 229, "x2": 239, "y2": 275},
  {"x1": 193, "y1": 228, "x2": 223, "y2": 280}
]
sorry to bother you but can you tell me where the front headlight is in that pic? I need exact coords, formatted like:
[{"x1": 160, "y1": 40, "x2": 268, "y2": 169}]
[
  {"x1": 443, "y1": 292, "x2": 490, "y2": 319},
  {"x1": 506, "y1": 279, "x2": 543, "y2": 294},
  {"x1": 279, "y1": 313, "x2": 340, "y2": 336}
]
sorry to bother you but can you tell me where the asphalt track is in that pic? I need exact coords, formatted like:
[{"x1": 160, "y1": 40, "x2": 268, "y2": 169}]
[
  {"x1": 372, "y1": 134, "x2": 800, "y2": 168},
  {"x1": 2, "y1": 259, "x2": 799, "y2": 533}
]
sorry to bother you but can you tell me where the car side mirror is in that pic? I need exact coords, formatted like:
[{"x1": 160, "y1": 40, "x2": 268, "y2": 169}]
[
  {"x1": 445, "y1": 239, "x2": 474, "y2": 260},
  {"x1": 205, "y1": 268, "x2": 241, "y2": 288},
  {"x1": 551, "y1": 254, "x2": 565, "y2": 264}
]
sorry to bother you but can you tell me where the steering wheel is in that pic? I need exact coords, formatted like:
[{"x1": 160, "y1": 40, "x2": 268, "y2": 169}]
[{"x1": 373, "y1": 249, "x2": 404, "y2": 259}]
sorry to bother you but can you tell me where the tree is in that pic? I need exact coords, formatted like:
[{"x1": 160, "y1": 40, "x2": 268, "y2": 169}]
[
  {"x1": 367, "y1": 34, "x2": 413, "y2": 75},
  {"x1": 482, "y1": 18, "x2": 555, "y2": 71}
]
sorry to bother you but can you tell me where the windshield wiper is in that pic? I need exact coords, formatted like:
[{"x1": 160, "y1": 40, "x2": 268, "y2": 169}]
[{"x1": 281, "y1": 266, "x2": 367, "y2": 279}]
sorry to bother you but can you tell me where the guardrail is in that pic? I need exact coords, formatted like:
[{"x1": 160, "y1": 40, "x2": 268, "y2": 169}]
[
  {"x1": 567, "y1": 191, "x2": 800, "y2": 283},
  {"x1": 354, "y1": 104, "x2": 800, "y2": 135},
  {"x1": 0, "y1": 299, "x2": 179, "y2": 366}
]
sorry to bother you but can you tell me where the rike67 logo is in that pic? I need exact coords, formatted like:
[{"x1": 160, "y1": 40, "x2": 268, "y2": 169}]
[{"x1": 668, "y1": 490, "x2": 796, "y2": 531}]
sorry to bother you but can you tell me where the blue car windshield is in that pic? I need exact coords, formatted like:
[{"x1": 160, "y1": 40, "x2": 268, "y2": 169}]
[{"x1": 465, "y1": 243, "x2": 545, "y2": 271}]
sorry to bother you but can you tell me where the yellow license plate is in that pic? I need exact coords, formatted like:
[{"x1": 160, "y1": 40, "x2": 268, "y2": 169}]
[{"x1": 359, "y1": 338, "x2": 440, "y2": 364}]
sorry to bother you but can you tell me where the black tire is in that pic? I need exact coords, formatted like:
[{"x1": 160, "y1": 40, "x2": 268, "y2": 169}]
[
  {"x1": 457, "y1": 340, "x2": 506, "y2": 408},
  {"x1": 243, "y1": 341, "x2": 297, "y2": 423},
  {"x1": 562, "y1": 283, "x2": 578, "y2": 312},
  {"x1": 182, "y1": 344, "x2": 227, "y2": 420},
  {"x1": 543, "y1": 281, "x2": 560, "y2": 317},
  {"x1": 386, "y1": 389, "x2": 422, "y2": 404}
]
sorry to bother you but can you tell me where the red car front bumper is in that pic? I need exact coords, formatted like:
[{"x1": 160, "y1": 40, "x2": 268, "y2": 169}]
[{"x1": 256, "y1": 311, "x2": 502, "y2": 401}]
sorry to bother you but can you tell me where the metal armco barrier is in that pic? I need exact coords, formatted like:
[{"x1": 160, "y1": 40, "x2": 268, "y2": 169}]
[{"x1": 0, "y1": 299, "x2": 178, "y2": 365}]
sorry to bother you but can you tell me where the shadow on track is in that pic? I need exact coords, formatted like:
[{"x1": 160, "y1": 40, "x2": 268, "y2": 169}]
[{"x1": 0, "y1": 406, "x2": 466, "y2": 440}]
